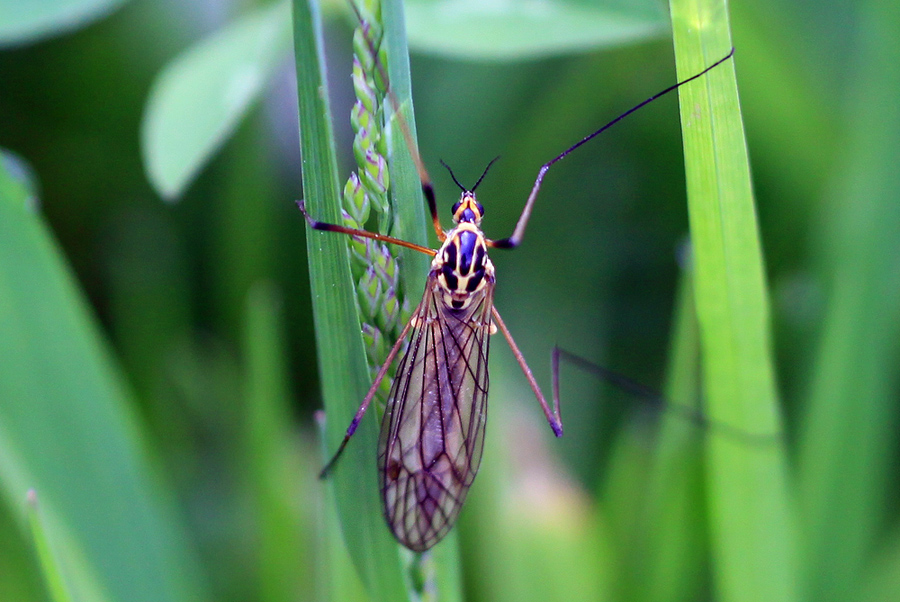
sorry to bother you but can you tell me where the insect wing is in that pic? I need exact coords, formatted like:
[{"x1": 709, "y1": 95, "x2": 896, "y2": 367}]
[{"x1": 378, "y1": 274, "x2": 493, "y2": 551}]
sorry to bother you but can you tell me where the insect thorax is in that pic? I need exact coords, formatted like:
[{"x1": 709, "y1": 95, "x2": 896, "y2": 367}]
[{"x1": 432, "y1": 223, "x2": 495, "y2": 310}]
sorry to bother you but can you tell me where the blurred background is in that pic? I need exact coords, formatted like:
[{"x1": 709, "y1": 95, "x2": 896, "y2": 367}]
[{"x1": 1, "y1": 0, "x2": 898, "y2": 601}]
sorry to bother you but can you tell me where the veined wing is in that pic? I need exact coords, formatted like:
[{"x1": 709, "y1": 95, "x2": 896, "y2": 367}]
[{"x1": 378, "y1": 272, "x2": 494, "y2": 551}]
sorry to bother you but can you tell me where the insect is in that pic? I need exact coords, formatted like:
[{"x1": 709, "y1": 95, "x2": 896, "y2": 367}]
[{"x1": 301, "y1": 39, "x2": 736, "y2": 550}]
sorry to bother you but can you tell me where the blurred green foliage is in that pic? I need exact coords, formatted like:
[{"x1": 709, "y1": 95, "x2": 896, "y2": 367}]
[{"x1": 0, "y1": 0, "x2": 898, "y2": 601}]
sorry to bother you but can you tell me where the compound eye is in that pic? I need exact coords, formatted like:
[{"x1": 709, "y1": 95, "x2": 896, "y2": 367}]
[
  {"x1": 476, "y1": 202, "x2": 485, "y2": 217},
  {"x1": 451, "y1": 201, "x2": 461, "y2": 215}
]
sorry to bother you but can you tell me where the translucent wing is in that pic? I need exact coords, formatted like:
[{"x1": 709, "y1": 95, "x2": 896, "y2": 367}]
[{"x1": 378, "y1": 272, "x2": 494, "y2": 551}]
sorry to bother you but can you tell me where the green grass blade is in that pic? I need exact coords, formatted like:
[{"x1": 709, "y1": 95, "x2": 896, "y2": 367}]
[
  {"x1": 142, "y1": 1, "x2": 290, "y2": 200},
  {"x1": 27, "y1": 490, "x2": 74, "y2": 602},
  {"x1": 382, "y1": 0, "x2": 431, "y2": 290},
  {"x1": 403, "y1": 0, "x2": 667, "y2": 60},
  {"x1": 601, "y1": 285, "x2": 702, "y2": 601},
  {"x1": 861, "y1": 527, "x2": 900, "y2": 602},
  {"x1": 0, "y1": 157, "x2": 206, "y2": 602},
  {"x1": 460, "y1": 372, "x2": 612, "y2": 602},
  {"x1": 797, "y1": 1, "x2": 900, "y2": 600},
  {"x1": 639, "y1": 270, "x2": 708, "y2": 602},
  {"x1": 292, "y1": 0, "x2": 407, "y2": 599},
  {"x1": 668, "y1": 2, "x2": 798, "y2": 602},
  {"x1": 602, "y1": 274, "x2": 706, "y2": 602},
  {"x1": 312, "y1": 409, "x2": 370, "y2": 602},
  {"x1": 321, "y1": 465, "x2": 372, "y2": 602},
  {"x1": 242, "y1": 283, "x2": 312, "y2": 602},
  {"x1": 0, "y1": 0, "x2": 128, "y2": 46}
]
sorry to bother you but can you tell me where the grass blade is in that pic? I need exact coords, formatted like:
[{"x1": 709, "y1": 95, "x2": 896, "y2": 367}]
[
  {"x1": 0, "y1": 0, "x2": 128, "y2": 46},
  {"x1": 381, "y1": 0, "x2": 431, "y2": 290},
  {"x1": 668, "y1": 1, "x2": 798, "y2": 601},
  {"x1": 27, "y1": 490, "x2": 74, "y2": 602},
  {"x1": 640, "y1": 270, "x2": 708, "y2": 602},
  {"x1": 403, "y1": 0, "x2": 667, "y2": 60},
  {"x1": 0, "y1": 154, "x2": 206, "y2": 602},
  {"x1": 292, "y1": 0, "x2": 407, "y2": 599},
  {"x1": 797, "y1": 1, "x2": 900, "y2": 600},
  {"x1": 142, "y1": 1, "x2": 290, "y2": 200},
  {"x1": 243, "y1": 283, "x2": 312, "y2": 602}
]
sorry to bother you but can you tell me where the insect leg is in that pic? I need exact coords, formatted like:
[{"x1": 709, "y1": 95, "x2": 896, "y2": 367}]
[
  {"x1": 491, "y1": 307, "x2": 563, "y2": 437},
  {"x1": 489, "y1": 48, "x2": 735, "y2": 250},
  {"x1": 297, "y1": 199, "x2": 436, "y2": 256},
  {"x1": 552, "y1": 345, "x2": 779, "y2": 446},
  {"x1": 553, "y1": 346, "x2": 667, "y2": 410},
  {"x1": 319, "y1": 314, "x2": 416, "y2": 479}
]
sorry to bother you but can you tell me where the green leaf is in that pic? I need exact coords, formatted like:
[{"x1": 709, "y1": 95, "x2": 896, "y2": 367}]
[
  {"x1": 861, "y1": 528, "x2": 900, "y2": 602},
  {"x1": 797, "y1": 1, "x2": 900, "y2": 600},
  {"x1": 27, "y1": 490, "x2": 74, "y2": 602},
  {"x1": 382, "y1": 0, "x2": 431, "y2": 288},
  {"x1": 292, "y1": 0, "x2": 407, "y2": 600},
  {"x1": 620, "y1": 270, "x2": 709, "y2": 602},
  {"x1": 403, "y1": 0, "x2": 667, "y2": 60},
  {"x1": 669, "y1": 1, "x2": 798, "y2": 602},
  {"x1": 0, "y1": 158, "x2": 206, "y2": 602},
  {"x1": 0, "y1": 149, "x2": 39, "y2": 210},
  {"x1": 141, "y1": 1, "x2": 291, "y2": 200},
  {"x1": 0, "y1": 0, "x2": 128, "y2": 47},
  {"x1": 458, "y1": 369, "x2": 612, "y2": 602},
  {"x1": 243, "y1": 283, "x2": 312, "y2": 602}
]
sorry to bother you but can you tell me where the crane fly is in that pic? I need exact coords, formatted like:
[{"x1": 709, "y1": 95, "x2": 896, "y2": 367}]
[
  {"x1": 301, "y1": 34, "x2": 735, "y2": 550},
  {"x1": 300, "y1": 158, "x2": 548, "y2": 551}
]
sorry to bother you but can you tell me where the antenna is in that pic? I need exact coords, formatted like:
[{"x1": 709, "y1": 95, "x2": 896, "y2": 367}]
[{"x1": 439, "y1": 159, "x2": 467, "y2": 192}]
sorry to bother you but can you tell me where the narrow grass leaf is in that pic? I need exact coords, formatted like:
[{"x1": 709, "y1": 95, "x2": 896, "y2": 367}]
[
  {"x1": 460, "y1": 372, "x2": 612, "y2": 602},
  {"x1": 404, "y1": 0, "x2": 667, "y2": 60},
  {"x1": 0, "y1": 157, "x2": 206, "y2": 602},
  {"x1": 0, "y1": 0, "x2": 128, "y2": 47},
  {"x1": 860, "y1": 527, "x2": 900, "y2": 602},
  {"x1": 319, "y1": 420, "x2": 372, "y2": 602},
  {"x1": 639, "y1": 270, "x2": 709, "y2": 602},
  {"x1": 26, "y1": 490, "x2": 74, "y2": 602},
  {"x1": 142, "y1": 1, "x2": 290, "y2": 200},
  {"x1": 243, "y1": 283, "x2": 311, "y2": 602},
  {"x1": 668, "y1": 1, "x2": 797, "y2": 602},
  {"x1": 797, "y1": 1, "x2": 900, "y2": 600},
  {"x1": 292, "y1": 0, "x2": 407, "y2": 599},
  {"x1": 382, "y1": 0, "x2": 431, "y2": 290}
]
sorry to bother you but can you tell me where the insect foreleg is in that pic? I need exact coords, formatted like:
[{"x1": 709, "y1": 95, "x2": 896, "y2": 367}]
[
  {"x1": 488, "y1": 163, "x2": 549, "y2": 250},
  {"x1": 491, "y1": 307, "x2": 563, "y2": 437},
  {"x1": 319, "y1": 314, "x2": 416, "y2": 479},
  {"x1": 297, "y1": 199, "x2": 436, "y2": 256},
  {"x1": 489, "y1": 48, "x2": 736, "y2": 251}
]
